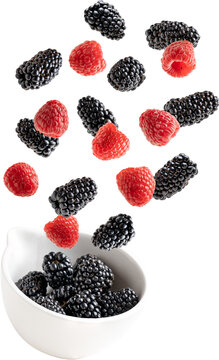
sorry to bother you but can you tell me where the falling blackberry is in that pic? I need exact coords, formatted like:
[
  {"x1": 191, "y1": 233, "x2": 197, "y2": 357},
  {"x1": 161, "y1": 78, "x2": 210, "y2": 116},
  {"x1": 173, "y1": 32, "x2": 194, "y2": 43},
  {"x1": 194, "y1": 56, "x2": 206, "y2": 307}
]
[
  {"x1": 15, "y1": 49, "x2": 62, "y2": 90},
  {"x1": 107, "y1": 57, "x2": 146, "y2": 92},
  {"x1": 164, "y1": 91, "x2": 219, "y2": 127},
  {"x1": 64, "y1": 290, "x2": 101, "y2": 318},
  {"x1": 145, "y1": 21, "x2": 200, "y2": 50},
  {"x1": 32, "y1": 295, "x2": 65, "y2": 315},
  {"x1": 49, "y1": 285, "x2": 77, "y2": 307},
  {"x1": 99, "y1": 288, "x2": 139, "y2": 317},
  {"x1": 77, "y1": 96, "x2": 118, "y2": 136},
  {"x1": 49, "y1": 177, "x2": 97, "y2": 218},
  {"x1": 92, "y1": 214, "x2": 135, "y2": 251},
  {"x1": 84, "y1": 1, "x2": 126, "y2": 40},
  {"x1": 42, "y1": 252, "x2": 74, "y2": 289},
  {"x1": 153, "y1": 153, "x2": 198, "y2": 200},
  {"x1": 16, "y1": 118, "x2": 59, "y2": 157},
  {"x1": 16, "y1": 271, "x2": 47, "y2": 298}
]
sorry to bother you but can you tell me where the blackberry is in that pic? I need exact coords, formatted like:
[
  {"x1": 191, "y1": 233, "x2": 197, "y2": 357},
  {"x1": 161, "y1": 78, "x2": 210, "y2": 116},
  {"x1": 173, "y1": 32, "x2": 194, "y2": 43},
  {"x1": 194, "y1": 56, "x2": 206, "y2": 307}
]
[
  {"x1": 49, "y1": 177, "x2": 97, "y2": 218},
  {"x1": 99, "y1": 288, "x2": 139, "y2": 317},
  {"x1": 153, "y1": 153, "x2": 198, "y2": 200},
  {"x1": 16, "y1": 118, "x2": 59, "y2": 157},
  {"x1": 73, "y1": 254, "x2": 114, "y2": 296},
  {"x1": 145, "y1": 21, "x2": 200, "y2": 50},
  {"x1": 107, "y1": 57, "x2": 146, "y2": 92},
  {"x1": 15, "y1": 49, "x2": 62, "y2": 90},
  {"x1": 92, "y1": 214, "x2": 135, "y2": 251},
  {"x1": 64, "y1": 290, "x2": 101, "y2": 318},
  {"x1": 164, "y1": 91, "x2": 219, "y2": 127},
  {"x1": 49, "y1": 285, "x2": 77, "y2": 307},
  {"x1": 77, "y1": 96, "x2": 118, "y2": 136},
  {"x1": 42, "y1": 252, "x2": 74, "y2": 289},
  {"x1": 84, "y1": 1, "x2": 126, "y2": 40},
  {"x1": 32, "y1": 295, "x2": 65, "y2": 315},
  {"x1": 16, "y1": 271, "x2": 47, "y2": 298}
]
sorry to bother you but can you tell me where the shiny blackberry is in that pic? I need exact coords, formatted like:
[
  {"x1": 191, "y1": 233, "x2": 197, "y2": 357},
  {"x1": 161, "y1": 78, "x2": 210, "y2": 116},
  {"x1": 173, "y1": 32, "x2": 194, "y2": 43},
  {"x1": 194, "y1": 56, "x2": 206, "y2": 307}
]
[
  {"x1": 49, "y1": 177, "x2": 97, "y2": 218},
  {"x1": 15, "y1": 49, "x2": 62, "y2": 90},
  {"x1": 164, "y1": 91, "x2": 219, "y2": 127},
  {"x1": 107, "y1": 57, "x2": 146, "y2": 92},
  {"x1": 42, "y1": 252, "x2": 74, "y2": 289},
  {"x1": 92, "y1": 214, "x2": 135, "y2": 251},
  {"x1": 77, "y1": 96, "x2": 118, "y2": 136},
  {"x1": 153, "y1": 154, "x2": 198, "y2": 200},
  {"x1": 64, "y1": 290, "x2": 101, "y2": 318},
  {"x1": 16, "y1": 271, "x2": 47, "y2": 298},
  {"x1": 99, "y1": 288, "x2": 139, "y2": 317},
  {"x1": 146, "y1": 21, "x2": 200, "y2": 50},
  {"x1": 32, "y1": 295, "x2": 65, "y2": 315},
  {"x1": 49, "y1": 285, "x2": 77, "y2": 307},
  {"x1": 16, "y1": 118, "x2": 59, "y2": 157},
  {"x1": 84, "y1": 1, "x2": 126, "y2": 40}
]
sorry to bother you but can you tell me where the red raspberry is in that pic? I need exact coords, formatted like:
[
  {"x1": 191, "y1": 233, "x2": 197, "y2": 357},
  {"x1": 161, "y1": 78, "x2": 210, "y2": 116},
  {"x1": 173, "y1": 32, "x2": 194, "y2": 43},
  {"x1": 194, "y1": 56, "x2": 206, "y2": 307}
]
[
  {"x1": 69, "y1": 40, "x2": 106, "y2": 76},
  {"x1": 161, "y1": 40, "x2": 196, "y2": 77},
  {"x1": 92, "y1": 123, "x2": 130, "y2": 160},
  {"x1": 44, "y1": 215, "x2": 79, "y2": 248},
  {"x1": 116, "y1": 167, "x2": 155, "y2": 206},
  {"x1": 4, "y1": 162, "x2": 39, "y2": 197},
  {"x1": 34, "y1": 100, "x2": 69, "y2": 138},
  {"x1": 139, "y1": 109, "x2": 180, "y2": 146}
]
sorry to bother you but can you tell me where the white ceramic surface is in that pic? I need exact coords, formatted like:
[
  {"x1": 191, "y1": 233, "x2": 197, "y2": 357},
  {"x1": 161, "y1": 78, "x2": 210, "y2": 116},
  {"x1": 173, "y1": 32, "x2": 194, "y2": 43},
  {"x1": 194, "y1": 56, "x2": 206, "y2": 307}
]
[{"x1": 1, "y1": 228, "x2": 146, "y2": 359}]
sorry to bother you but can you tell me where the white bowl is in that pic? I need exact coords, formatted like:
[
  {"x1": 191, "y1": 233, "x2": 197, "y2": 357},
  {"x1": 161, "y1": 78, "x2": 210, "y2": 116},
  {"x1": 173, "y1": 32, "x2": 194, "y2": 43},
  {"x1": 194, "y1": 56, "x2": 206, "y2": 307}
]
[{"x1": 1, "y1": 228, "x2": 146, "y2": 359}]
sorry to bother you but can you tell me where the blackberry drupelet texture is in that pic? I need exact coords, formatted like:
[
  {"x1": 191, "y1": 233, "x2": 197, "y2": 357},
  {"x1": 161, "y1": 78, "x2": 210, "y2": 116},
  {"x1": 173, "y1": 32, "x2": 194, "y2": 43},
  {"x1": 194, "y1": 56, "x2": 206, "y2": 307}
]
[
  {"x1": 92, "y1": 214, "x2": 135, "y2": 250},
  {"x1": 32, "y1": 295, "x2": 65, "y2": 315},
  {"x1": 153, "y1": 154, "x2": 198, "y2": 200},
  {"x1": 49, "y1": 177, "x2": 97, "y2": 218},
  {"x1": 16, "y1": 49, "x2": 62, "y2": 90},
  {"x1": 64, "y1": 290, "x2": 101, "y2": 318},
  {"x1": 164, "y1": 91, "x2": 219, "y2": 127},
  {"x1": 99, "y1": 288, "x2": 139, "y2": 317},
  {"x1": 49, "y1": 285, "x2": 77, "y2": 307},
  {"x1": 16, "y1": 271, "x2": 47, "y2": 298},
  {"x1": 107, "y1": 57, "x2": 146, "y2": 92},
  {"x1": 16, "y1": 119, "x2": 59, "y2": 157},
  {"x1": 42, "y1": 252, "x2": 74, "y2": 289},
  {"x1": 145, "y1": 21, "x2": 200, "y2": 50},
  {"x1": 84, "y1": 1, "x2": 126, "y2": 40},
  {"x1": 77, "y1": 96, "x2": 118, "y2": 136}
]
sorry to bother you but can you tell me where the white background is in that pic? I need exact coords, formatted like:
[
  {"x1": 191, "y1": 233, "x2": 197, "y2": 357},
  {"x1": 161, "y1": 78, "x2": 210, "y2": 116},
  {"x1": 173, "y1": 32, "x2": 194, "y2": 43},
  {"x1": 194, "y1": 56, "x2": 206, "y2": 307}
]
[{"x1": 0, "y1": 0, "x2": 219, "y2": 359}]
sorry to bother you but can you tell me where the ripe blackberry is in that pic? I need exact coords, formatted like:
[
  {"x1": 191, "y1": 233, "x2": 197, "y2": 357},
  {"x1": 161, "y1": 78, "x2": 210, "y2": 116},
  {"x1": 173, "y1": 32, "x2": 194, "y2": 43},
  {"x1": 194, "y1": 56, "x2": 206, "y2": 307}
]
[
  {"x1": 16, "y1": 118, "x2": 59, "y2": 157},
  {"x1": 145, "y1": 21, "x2": 200, "y2": 50},
  {"x1": 32, "y1": 295, "x2": 65, "y2": 315},
  {"x1": 16, "y1": 271, "x2": 47, "y2": 298},
  {"x1": 49, "y1": 285, "x2": 77, "y2": 307},
  {"x1": 84, "y1": 1, "x2": 126, "y2": 40},
  {"x1": 64, "y1": 290, "x2": 101, "y2": 318},
  {"x1": 107, "y1": 57, "x2": 146, "y2": 92},
  {"x1": 92, "y1": 214, "x2": 135, "y2": 250},
  {"x1": 73, "y1": 254, "x2": 114, "y2": 296},
  {"x1": 49, "y1": 177, "x2": 97, "y2": 218},
  {"x1": 77, "y1": 96, "x2": 118, "y2": 136},
  {"x1": 16, "y1": 49, "x2": 62, "y2": 90},
  {"x1": 164, "y1": 91, "x2": 219, "y2": 127},
  {"x1": 42, "y1": 252, "x2": 74, "y2": 289},
  {"x1": 99, "y1": 288, "x2": 139, "y2": 317},
  {"x1": 153, "y1": 153, "x2": 198, "y2": 200}
]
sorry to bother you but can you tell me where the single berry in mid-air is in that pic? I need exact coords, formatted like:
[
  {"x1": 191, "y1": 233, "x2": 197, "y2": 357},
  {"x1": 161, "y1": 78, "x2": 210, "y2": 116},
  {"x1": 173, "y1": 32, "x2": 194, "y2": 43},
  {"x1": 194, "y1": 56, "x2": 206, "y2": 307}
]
[
  {"x1": 99, "y1": 288, "x2": 139, "y2": 317},
  {"x1": 116, "y1": 167, "x2": 155, "y2": 206},
  {"x1": 77, "y1": 96, "x2": 118, "y2": 136},
  {"x1": 16, "y1": 271, "x2": 47, "y2": 298},
  {"x1": 44, "y1": 215, "x2": 79, "y2": 249},
  {"x1": 107, "y1": 56, "x2": 146, "y2": 91},
  {"x1": 64, "y1": 290, "x2": 101, "y2": 318},
  {"x1": 92, "y1": 214, "x2": 135, "y2": 250},
  {"x1": 153, "y1": 153, "x2": 198, "y2": 200},
  {"x1": 139, "y1": 109, "x2": 180, "y2": 146},
  {"x1": 34, "y1": 100, "x2": 69, "y2": 138},
  {"x1": 32, "y1": 295, "x2": 65, "y2": 315},
  {"x1": 164, "y1": 91, "x2": 219, "y2": 127},
  {"x1": 48, "y1": 285, "x2": 77, "y2": 307},
  {"x1": 161, "y1": 40, "x2": 196, "y2": 77},
  {"x1": 42, "y1": 252, "x2": 74, "y2": 289},
  {"x1": 84, "y1": 1, "x2": 126, "y2": 40},
  {"x1": 4, "y1": 162, "x2": 39, "y2": 197},
  {"x1": 69, "y1": 41, "x2": 106, "y2": 76}
]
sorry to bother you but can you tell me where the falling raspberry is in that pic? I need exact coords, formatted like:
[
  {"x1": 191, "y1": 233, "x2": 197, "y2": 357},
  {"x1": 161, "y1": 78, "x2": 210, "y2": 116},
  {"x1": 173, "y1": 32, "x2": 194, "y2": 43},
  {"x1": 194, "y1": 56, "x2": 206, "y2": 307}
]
[{"x1": 44, "y1": 215, "x2": 79, "y2": 248}]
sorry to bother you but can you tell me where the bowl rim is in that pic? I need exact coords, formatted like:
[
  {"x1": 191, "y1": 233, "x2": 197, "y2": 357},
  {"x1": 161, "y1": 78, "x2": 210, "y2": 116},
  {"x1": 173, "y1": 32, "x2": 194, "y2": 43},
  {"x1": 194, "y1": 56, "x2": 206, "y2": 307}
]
[{"x1": 2, "y1": 227, "x2": 146, "y2": 324}]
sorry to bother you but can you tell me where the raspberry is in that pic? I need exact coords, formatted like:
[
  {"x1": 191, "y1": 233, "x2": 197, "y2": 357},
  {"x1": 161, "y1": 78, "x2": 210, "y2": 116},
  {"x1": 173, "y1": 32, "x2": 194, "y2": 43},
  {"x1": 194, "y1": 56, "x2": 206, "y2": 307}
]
[
  {"x1": 116, "y1": 167, "x2": 155, "y2": 206},
  {"x1": 139, "y1": 109, "x2": 180, "y2": 146},
  {"x1": 4, "y1": 162, "x2": 39, "y2": 197},
  {"x1": 161, "y1": 40, "x2": 196, "y2": 77},
  {"x1": 69, "y1": 41, "x2": 106, "y2": 76},
  {"x1": 92, "y1": 123, "x2": 130, "y2": 160},
  {"x1": 44, "y1": 215, "x2": 79, "y2": 249},
  {"x1": 34, "y1": 100, "x2": 69, "y2": 138}
]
